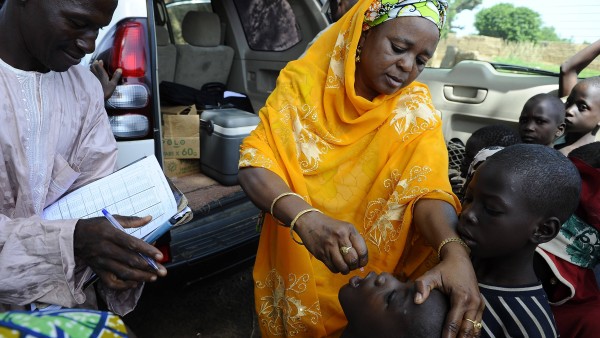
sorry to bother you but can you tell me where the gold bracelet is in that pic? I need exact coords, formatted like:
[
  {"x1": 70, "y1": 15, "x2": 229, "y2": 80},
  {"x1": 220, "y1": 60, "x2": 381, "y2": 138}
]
[
  {"x1": 437, "y1": 237, "x2": 470, "y2": 260},
  {"x1": 270, "y1": 192, "x2": 304, "y2": 216},
  {"x1": 289, "y1": 208, "x2": 322, "y2": 245}
]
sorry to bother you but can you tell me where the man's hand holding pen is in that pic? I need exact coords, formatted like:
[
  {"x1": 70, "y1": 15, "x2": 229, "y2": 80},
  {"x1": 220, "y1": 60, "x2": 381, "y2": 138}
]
[{"x1": 74, "y1": 215, "x2": 168, "y2": 290}]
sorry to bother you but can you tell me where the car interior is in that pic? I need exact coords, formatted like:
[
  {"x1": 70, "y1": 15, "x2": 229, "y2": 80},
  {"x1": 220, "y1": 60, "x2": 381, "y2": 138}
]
[{"x1": 155, "y1": 0, "x2": 328, "y2": 113}]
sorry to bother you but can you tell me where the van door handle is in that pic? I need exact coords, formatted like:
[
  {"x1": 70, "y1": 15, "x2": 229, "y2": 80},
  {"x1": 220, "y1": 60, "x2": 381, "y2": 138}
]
[{"x1": 443, "y1": 86, "x2": 488, "y2": 104}]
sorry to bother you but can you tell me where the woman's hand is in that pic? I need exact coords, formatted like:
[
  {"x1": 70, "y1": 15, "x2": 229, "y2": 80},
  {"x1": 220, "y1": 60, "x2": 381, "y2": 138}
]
[
  {"x1": 415, "y1": 247, "x2": 484, "y2": 338},
  {"x1": 74, "y1": 215, "x2": 168, "y2": 290},
  {"x1": 293, "y1": 211, "x2": 368, "y2": 275}
]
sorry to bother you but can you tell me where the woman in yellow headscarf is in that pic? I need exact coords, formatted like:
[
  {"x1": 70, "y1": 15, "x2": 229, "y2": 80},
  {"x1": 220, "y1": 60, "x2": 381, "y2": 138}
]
[{"x1": 238, "y1": 1, "x2": 483, "y2": 337}]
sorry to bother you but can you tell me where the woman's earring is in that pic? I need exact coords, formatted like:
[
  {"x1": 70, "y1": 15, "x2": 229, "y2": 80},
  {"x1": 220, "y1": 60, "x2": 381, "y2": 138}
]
[{"x1": 355, "y1": 46, "x2": 362, "y2": 63}]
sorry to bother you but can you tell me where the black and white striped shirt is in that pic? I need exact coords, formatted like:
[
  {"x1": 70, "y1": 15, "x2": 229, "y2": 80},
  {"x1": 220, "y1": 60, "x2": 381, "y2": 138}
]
[{"x1": 480, "y1": 283, "x2": 558, "y2": 338}]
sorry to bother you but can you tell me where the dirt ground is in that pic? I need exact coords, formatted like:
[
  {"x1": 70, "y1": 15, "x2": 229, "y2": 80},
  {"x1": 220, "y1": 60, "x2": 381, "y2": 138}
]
[{"x1": 124, "y1": 264, "x2": 260, "y2": 338}]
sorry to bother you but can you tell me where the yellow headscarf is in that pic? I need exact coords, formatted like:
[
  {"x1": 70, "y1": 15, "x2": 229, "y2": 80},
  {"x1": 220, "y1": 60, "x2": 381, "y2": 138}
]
[{"x1": 240, "y1": 1, "x2": 458, "y2": 336}]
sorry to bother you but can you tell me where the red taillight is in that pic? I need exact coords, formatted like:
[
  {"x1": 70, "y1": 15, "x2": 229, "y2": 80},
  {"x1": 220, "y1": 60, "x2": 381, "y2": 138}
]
[
  {"x1": 156, "y1": 242, "x2": 171, "y2": 264},
  {"x1": 111, "y1": 21, "x2": 146, "y2": 78}
]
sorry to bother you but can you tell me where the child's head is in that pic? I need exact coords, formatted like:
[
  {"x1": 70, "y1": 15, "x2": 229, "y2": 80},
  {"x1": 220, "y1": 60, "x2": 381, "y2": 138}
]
[
  {"x1": 339, "y1": 272, "x2": 448, "y2": 338},
  {"x1": 460, "y1": 125, "x2": 521, "y2": 177},
  {"x1": 458, "y1": 144, "x2": 581, "y2": 259},
  {"x1": 519, "y1": 93, "x2": 566, "y2": 146},
  {"x1": 565, "y1": 77, "x2": 600, "y2": 134}
]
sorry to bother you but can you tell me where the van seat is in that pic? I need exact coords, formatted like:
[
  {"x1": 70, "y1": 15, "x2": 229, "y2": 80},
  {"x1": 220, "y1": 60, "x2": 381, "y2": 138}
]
[
  {"x1": 156, "y1": 25, "x2": 177, "y2": 83},
  {"x1": 174, "y1": 11, "x2": 234, "y2": 90}
]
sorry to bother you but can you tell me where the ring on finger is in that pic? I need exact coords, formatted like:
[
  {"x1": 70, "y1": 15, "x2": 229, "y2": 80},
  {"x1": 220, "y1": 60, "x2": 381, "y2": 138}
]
[
  {"x1": 465, "y1": 318, "x2": 483, "y2": 330},
  {"x1": 340, "y1": 245, "x2": 352, "y2": 255}
]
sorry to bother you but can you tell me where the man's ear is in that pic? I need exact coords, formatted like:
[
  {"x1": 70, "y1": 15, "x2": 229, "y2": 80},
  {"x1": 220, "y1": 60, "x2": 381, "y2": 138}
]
[
  {"x1": 532, "y1": 217, "x2": 561, "y2": 244},
  {"x1": 555, "y1": 122, "x2": 566, "y2": 138}
]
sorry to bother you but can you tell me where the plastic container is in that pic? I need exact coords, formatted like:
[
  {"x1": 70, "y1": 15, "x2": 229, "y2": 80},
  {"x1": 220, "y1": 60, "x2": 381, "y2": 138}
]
[{"x1": 200, "y1": 108, "x2": 260, "y2": 185}]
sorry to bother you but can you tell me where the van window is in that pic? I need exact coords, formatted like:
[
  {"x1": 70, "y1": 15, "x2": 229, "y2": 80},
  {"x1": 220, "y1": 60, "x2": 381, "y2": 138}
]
[
  {"x1": 165, "y1": 0, "x2": 213, "y2": 44},
  {"x1": 233, "y1": 0, "x2": 301, "y2": 51},
  {"x1": 430, "y1": 2, "x2": 600, "y2": 79}
]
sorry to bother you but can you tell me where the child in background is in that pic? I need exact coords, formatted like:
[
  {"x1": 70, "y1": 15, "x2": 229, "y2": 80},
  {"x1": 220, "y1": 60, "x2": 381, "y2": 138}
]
[
  {"x1": 338, "y1": 272, "x2": 449, "y2": 338},
  {"x1": 519, "y1": 93, "x2": 566, "y2": 147},
  {"x1": 458, "y1": 144, "x2": 581, "y2": 338},
  {"x1": 559, "y1": 39, "x2": 600, "y2": 98},
  {"x1": 555, "y1": 77, "x2": 600, "y2": 155},
  {"x1": 449, "y1": 125, "x2": 520, "y2": 198},
  {"x1": 459, "y1": 125, "x2": 521, "y2": 179},
  {"x1": 535, "y1": 142, "x2": 600, "y2": 338}
]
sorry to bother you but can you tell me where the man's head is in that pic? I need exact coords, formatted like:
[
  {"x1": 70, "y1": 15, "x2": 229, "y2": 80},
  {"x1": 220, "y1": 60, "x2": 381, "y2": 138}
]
[
  {"x1": 460, "y1": 124, "x2": 521, "y2": 177},
  {"x1": 565, "y1": 77, "x2": 600, "y2": 134},
  {"x1": 519, "y1": 93, "x2": 566, "y2": 146},
  {"x1": 339, "y1": 272, "x2": 448, "y2": 338},
  {"x1": 458, "y1": 144, "x2": 581, "y2": 259},
  {"x1": 0, "y1": 0, "x2": 117, "y2": 72}
]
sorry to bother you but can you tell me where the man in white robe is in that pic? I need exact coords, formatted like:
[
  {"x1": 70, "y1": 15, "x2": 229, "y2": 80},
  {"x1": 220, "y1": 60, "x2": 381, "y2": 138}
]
[{"x1": 0, "y1": 0, "x2": 167, "y2": 315}]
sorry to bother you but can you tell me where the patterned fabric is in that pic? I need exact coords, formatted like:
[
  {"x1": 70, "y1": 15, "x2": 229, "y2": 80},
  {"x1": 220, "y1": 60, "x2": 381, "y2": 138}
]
[
  {"x1": 479, "y1": 283, "x2": 558, "y2": 338},
  {"x1": 459, "y1": 146, "x2": 503, "y2": 197},
  {"x1": 541, "y1": 214, "x2": 600, "y2": 269},
  {"x1": 0, "y1": 309, "x2": 129, "y2": 338},
  {"x1": 363, "y1": 0, "x2": 448, "y2": 31},
  {"x1": 447, "y1": 138, "x2": 465, "y2": 173},
  {"x1": 239, "y1": 1, "x2": 458, "y2": 336}
]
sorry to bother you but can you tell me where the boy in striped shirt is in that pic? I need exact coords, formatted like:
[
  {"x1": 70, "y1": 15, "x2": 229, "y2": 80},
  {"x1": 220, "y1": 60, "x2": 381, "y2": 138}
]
[{"x1": 457, "y1": 144, "x2": 581, "y2": 338}]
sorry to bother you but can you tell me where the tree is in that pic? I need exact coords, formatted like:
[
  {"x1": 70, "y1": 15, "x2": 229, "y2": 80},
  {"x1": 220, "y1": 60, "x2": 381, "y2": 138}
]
[
  {"x1": 538, "y1": 26, "x2": 566, "y2": 42},
  {"x1": 442, "y1": 0, "x2": 483, "y2": 38},
  {"x1": 474, "y1": 3, "x2": 542, "y2": 42}
]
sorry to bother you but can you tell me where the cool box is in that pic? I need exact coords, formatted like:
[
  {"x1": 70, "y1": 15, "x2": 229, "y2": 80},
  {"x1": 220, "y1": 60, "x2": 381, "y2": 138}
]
[{"x1": 200, "y1": 108, "x2": 260, "y2": 185}]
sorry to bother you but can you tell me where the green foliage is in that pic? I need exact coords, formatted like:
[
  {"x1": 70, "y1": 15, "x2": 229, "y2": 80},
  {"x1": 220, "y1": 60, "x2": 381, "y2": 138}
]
[
  {"x1": 474, "y1": 3, "x2": 542, "y2": 42},
  {"x1": 441, "y1": 0, "x2": 483, "y2": 38},
  {"x1": 538, "y1": 26, "x2": 568, "y2": 42}
]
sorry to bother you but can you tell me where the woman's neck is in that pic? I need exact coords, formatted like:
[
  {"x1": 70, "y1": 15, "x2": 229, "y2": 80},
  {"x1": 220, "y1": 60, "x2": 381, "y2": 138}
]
[{"x1": 472, "y1": 250, "x2": 539, "y2": 287}]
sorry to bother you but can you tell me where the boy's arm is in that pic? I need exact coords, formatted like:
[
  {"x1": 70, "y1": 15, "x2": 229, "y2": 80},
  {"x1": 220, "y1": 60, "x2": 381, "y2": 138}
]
[{"x1": 559, "y1": 39, "x2": 600, "y2": 98}]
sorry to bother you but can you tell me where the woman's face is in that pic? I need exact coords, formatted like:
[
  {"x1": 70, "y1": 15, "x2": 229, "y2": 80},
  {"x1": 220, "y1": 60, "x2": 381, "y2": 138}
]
[{"x1": 354, "y1": 16, "x2": 439, "y2": 101}]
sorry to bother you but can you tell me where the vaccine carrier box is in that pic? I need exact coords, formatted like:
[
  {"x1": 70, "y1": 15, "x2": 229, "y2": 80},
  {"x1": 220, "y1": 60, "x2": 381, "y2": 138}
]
[{"x1": 200, "y1": 108, "x2": 260, "y2": 185}]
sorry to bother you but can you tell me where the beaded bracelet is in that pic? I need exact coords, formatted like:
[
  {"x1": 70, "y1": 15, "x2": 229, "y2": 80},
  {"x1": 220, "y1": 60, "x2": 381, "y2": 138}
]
[
  {"x1": 437, "y1": 237, "x2": 470, "y2": 260},
  {"x1": 270, "y1": 192, "x2": 304, "y2": 216},
  {"x1": 289, "y1": 208, "x2": 322, "y2": 245}
]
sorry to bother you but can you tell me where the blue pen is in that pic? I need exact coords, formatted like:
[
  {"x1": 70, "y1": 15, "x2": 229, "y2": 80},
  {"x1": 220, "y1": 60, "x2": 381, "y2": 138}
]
[{"x1": 101, "y1": 209, "x2": 160, "y2": 271}]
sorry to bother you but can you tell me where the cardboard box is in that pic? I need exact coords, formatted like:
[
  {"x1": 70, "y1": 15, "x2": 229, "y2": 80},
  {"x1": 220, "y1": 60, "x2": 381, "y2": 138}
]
[
  {"x1": 163, "y1": 158, "x2": 200, "y2": 178},
  {"x1": 162, "y1": 105, "x2": 200, "y2": 159}
]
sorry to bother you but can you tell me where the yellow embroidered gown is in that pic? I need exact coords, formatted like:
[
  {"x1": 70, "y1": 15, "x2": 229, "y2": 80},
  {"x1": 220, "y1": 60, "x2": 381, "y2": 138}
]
[{"x1": 239, "y1": 2, "x2": 458, "y2": 337}]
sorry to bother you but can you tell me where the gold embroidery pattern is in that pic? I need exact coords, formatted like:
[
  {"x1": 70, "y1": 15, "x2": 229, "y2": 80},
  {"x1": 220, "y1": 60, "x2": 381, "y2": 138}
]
[
  {"x1": 256, "y1": 269, "x2": 321, "y2": 336},
  {"x1": 364, "y1": 166, "x2": 432, "y2": 251},
  {"x1": 390, "y1": 85, "x2": 440, "y2": 141},
  {"x1": 326, "y1": 29, "x2": 350, "y2": 89},
  {"x1": 278, "y1": 104, "x2": 336, "y2": 174},
  {"x1": 239, "y1": 148, "x2": 273, "y2": 169}
]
